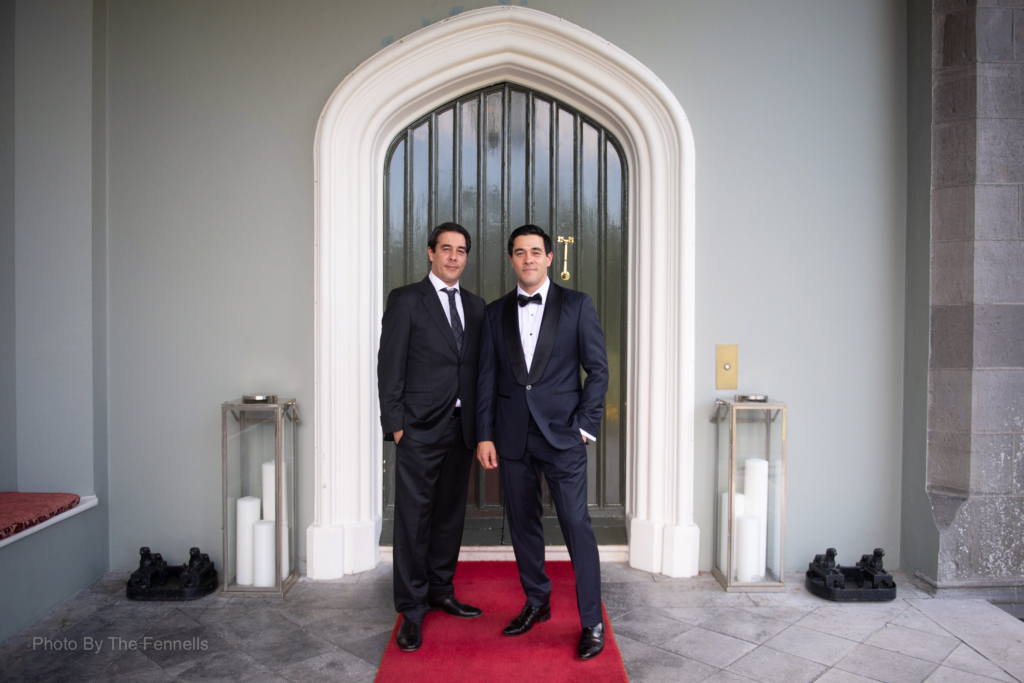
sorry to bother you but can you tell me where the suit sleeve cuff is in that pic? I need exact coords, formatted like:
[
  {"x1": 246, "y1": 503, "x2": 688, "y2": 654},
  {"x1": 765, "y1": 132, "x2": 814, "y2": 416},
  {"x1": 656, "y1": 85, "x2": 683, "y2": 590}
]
[{"x1": 580, "y1": 428, "x2": 597, "y2": 442}]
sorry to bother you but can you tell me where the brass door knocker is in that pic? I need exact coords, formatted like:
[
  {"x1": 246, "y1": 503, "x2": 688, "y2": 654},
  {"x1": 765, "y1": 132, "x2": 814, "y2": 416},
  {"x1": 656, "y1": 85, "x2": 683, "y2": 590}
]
[{"x1": 557, "y1": 236, "x2": 574, "y2": 280}]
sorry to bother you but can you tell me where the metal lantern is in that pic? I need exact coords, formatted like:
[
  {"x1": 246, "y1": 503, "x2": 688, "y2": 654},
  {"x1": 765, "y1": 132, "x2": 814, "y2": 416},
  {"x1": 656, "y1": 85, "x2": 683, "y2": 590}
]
[
  {"x1": 711, "y1": 396, "x2": 787, "y2": 592},
  {"x1": 221, "y1": 395, "x2": 299, "y2": 596}
]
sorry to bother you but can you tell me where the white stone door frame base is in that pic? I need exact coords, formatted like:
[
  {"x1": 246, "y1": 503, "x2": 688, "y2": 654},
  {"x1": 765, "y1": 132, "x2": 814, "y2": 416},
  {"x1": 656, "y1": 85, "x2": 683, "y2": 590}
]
[{"x1": 307, "y1": 6, "x2": 699, "y2": 579}]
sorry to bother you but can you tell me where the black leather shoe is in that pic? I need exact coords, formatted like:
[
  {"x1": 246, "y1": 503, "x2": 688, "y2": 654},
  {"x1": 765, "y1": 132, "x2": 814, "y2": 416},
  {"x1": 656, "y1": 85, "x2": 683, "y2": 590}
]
[
  {"x1": 428, "y1": 595, "x2": 483, "y2": 618},
  {"x1": 502, "y1": 603, "x2": 551, "y2": 636},
  {"x1": 578, "y1": 622, "x2": 605, "y2": 660},
  {"x1": 396, "y1": 617, "x2": 422, "y2": 651}
]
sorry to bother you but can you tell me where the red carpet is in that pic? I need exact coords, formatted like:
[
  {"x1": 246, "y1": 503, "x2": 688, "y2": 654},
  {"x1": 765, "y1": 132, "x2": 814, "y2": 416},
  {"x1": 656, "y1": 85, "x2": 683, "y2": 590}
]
[{"x1": 374, "y1": 561, "x2": 628, "y2": 683}]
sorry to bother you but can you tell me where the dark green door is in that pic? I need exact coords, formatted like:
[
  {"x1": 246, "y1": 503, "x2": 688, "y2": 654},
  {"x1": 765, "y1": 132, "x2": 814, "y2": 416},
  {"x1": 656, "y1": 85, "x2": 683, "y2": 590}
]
[{"x1": 381, "y1": 82, "x2": 627, "y2": 546}]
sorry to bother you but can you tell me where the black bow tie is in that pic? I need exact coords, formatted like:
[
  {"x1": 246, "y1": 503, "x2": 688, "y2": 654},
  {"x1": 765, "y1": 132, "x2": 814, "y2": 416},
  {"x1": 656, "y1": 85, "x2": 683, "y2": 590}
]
[{"x1": 518, "y1": 293, "x2": 542, "y2": 307}]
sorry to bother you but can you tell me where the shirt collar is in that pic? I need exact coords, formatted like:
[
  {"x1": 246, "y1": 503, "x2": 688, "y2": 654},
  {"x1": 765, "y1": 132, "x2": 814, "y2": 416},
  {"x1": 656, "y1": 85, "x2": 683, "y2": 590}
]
[
  {"x1": 517, "y1": 275, "x2": 551, "y2": 302},
  {"x1": 428, "y1": 270, "x2": 459, "y2": 292}
]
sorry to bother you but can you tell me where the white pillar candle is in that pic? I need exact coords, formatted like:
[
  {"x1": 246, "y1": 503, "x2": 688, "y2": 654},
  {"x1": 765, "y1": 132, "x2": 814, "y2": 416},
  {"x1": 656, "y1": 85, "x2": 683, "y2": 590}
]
[
  {"x1": 735, "y1": 514, "x2": 760, "y2": 583},
  {"x1": 235, "y1": 496, "x2": 261, "y2": 586},
  {"x1": 744, "y1": 458, "x2": 769, "y2": 578},
  {"x1": 261, "y1": 461, "x2": 276, "y2": 522},
  {"x1": 718, "y1": 492, "x2": 745, "y2": 575},
  {"x1": 253, "y1": 519, "x2": 276, "y2": 587}
]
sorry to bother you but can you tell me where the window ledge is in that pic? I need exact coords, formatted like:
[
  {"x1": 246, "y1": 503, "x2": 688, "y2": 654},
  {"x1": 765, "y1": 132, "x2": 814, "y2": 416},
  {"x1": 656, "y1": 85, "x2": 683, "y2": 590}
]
[{"x1": 0, "y1": 495, "x2": 99, "y2": 550}]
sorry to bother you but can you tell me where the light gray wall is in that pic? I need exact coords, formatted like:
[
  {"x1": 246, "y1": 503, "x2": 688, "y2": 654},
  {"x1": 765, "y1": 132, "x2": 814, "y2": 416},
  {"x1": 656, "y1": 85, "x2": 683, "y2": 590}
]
[
  {"x1": 0, "y1": 0, "x2": 16, "y2": 492},
  {"x1": 0, "y1": 0, "x2": 109, "y2": 646},
  {"x1": 15, "y1": 0, "x2": 94, "y2": 495},
  {"x1": 900, "y1": 0, "x2": 938, "y2": 580},
  {"x1": 106, "y1": 0, "x2": 911, "y2": 572}
]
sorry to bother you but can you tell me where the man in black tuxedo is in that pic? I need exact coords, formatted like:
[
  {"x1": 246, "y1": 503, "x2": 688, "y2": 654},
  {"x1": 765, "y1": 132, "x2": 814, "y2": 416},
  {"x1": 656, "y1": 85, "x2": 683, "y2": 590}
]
[
  {"x1": 378, "y1": 222, "x2": 486, "y2": 651},
  {"x1": 476, "y1": 225, "x2": 609, "y2": 660}
]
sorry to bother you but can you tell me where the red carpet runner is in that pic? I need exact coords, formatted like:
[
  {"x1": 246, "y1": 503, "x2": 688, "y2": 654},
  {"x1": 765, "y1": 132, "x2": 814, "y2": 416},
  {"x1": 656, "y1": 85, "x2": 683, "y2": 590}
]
[{"x1": 374, "y1": 561, "x2": 628, "y2": 683}]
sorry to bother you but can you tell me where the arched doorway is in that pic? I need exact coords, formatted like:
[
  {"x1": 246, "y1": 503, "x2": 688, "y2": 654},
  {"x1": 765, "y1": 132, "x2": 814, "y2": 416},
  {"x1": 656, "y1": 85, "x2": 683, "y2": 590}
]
[
  {"x1": 379, "y1": 82, "x2": 628, "y2": 547},
  {"x1": 307, "y1": 6, "x2": 699, "y2": 579}
]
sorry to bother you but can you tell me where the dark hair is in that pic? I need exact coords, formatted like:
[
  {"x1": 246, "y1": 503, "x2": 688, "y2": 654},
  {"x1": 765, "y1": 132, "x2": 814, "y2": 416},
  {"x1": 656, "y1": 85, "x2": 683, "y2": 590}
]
[
  {"x1": 507, "y1": 224, "x2": 552, "y2": 257},
  {"x1": 428, "y1": 222, "x2": 471, "y2": 254}
]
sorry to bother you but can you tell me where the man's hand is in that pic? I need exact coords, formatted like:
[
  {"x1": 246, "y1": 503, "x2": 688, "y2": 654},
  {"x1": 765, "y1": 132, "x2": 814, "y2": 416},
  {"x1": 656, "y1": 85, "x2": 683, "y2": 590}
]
[
  {"x1": 477, "y1": 441, "x2": 498, "y2": 470},
  {"x1": 582, "y1": 435, "x2": 588, "y2": 444},
  {"x1": 393, "y1": 429, "x2": 403, "y2": 444}
]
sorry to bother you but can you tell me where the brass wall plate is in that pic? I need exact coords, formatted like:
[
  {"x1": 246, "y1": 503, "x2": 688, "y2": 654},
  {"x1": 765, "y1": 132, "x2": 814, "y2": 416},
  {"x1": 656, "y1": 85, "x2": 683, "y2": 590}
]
[{"x1": 716, "y1": 345, "x2": 738, "y2": 390}]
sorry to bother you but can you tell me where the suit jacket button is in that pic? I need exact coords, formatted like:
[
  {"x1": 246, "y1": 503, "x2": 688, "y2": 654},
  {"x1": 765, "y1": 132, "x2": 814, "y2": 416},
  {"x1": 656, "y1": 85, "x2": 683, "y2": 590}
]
[{"x1": 526, "y1": 385, "x2": 531, "y2": 390}]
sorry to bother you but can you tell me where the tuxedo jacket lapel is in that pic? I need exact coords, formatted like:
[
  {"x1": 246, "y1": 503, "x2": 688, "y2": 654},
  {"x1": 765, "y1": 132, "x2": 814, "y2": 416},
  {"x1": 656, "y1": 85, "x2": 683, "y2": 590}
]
[
  {"x1": 502, "y1": 292, "x2": 529, "y2": 385},
  {"x1": 528, "y1": 282, "x2": 562, "y2": 384},
  {"x1": 418, "y1": 277, "x2": 460, "y2": 358}
]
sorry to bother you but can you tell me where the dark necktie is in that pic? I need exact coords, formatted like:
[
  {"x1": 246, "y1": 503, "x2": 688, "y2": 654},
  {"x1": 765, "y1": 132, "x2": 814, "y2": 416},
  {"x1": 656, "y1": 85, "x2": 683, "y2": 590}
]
[
  {"x1": 518, "y1": 293, "x2": 542, "y2": 307},
  {"x1": 444, "y1": 288, "x2": 463, "y2": 353}
]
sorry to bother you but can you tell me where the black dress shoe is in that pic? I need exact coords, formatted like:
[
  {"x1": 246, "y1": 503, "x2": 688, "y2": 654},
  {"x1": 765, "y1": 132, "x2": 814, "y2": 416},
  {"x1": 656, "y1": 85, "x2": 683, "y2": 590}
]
[
  {"x1": 578, "y1": 622, "x2": 604, "y2": 660},
  {"x1": 396, "y1": 617, "x2": 422, "y2": 651},
  {"x1": 502, "y1": 603, "x2": 551, "y2": 636},
  {"x1": 428, "y1": 595, "x2": 483, "y2": 618}
]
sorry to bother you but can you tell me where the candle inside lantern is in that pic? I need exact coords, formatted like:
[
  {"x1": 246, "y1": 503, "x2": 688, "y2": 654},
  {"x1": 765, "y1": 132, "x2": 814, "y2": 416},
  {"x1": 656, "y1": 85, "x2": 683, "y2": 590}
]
[
  {"x1": 735, "y1": 514, "x2": 760, "y2": 583},
  {"x1": 235, "y1": 496, "x2": 261, "y2": 586},
  {"x1": 261, "y1": 461, "x2": 276, "y2": 522},
  {"x1": 744, "y1": 457, "x2": 769, "y2": 579},
  {"x1": 253, "y1": 520, "x2": 276, "y2": 587},
  {"x1": 718, "y1": 491, "x2": 745, "y2": 575}
]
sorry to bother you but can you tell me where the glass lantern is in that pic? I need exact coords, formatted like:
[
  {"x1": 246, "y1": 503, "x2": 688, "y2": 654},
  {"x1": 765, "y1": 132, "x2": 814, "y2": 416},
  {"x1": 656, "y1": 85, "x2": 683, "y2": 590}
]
[
  {"x1": 711, "y1": 396, "x2": 786, "y2": 592},
  {"x1": 222, "y1": 395, "x2": 299, "y2": 596}
]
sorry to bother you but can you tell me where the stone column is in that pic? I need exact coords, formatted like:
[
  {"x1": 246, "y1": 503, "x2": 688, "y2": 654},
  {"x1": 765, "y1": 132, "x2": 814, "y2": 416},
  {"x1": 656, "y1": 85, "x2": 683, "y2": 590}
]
[{"x1": 928, "y1": 1, "x2": 1024, "y2": 593}]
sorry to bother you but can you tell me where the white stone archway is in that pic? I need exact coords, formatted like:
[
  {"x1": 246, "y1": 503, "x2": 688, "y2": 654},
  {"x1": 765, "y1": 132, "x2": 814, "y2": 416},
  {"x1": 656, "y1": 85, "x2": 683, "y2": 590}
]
[{"x1": 306, "y1": 6, "x2": 699, "y2": 579}]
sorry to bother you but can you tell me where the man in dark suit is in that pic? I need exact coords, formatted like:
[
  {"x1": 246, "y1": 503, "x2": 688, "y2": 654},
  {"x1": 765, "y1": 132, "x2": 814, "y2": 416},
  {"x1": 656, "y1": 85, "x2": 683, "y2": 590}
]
[
  {"x1": 378, "y1": 222, "x2": 486, "y2": 651},
  {"x1": 476, "y1": 225, "x2": 609, "y2": 660}
]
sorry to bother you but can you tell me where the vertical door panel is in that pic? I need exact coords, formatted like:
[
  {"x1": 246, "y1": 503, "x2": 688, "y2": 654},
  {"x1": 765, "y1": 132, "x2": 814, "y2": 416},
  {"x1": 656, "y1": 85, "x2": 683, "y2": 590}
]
[{"x1": 382, "y1": 83, "x2": 627, "y2": 545}]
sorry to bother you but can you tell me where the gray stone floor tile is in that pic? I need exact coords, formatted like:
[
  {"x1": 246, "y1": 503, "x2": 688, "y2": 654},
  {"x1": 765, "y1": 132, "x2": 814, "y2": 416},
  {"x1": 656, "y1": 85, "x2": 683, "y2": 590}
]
[
  {"x1": 726, "y1": 646, "x2": 827, "y2": 683},
  {"x1": 238, "y1": 628, "x2": 336, "y2": 671},
  {"x1": 203, "y1": 608, "x2": 300, "y2": 645},
  {"x1": 305, "y1": 613, "x2": 395, "y2": 648},
  {"x1": 865, "y1": 624, "x2": 961, "y2": 664},
  {"x1": 143, "y1": 609, "x2": 204, "y2": 639},
  {"x1": 608, "y1": 633, "x2": 654, "y2": 664},
  {"x1": 835, "y1": 644, "x2": 939, "y2": 683},
  {"x1": 274, "y1": 648, "x2": 377, "y2": 683},
  {"x1": 796, "y1": 607, "x2": 888, "y2": 642},
  {"x1": 1, "y1": 646, "x2": 120, "y2": 683},
  {"x1": 610, "y1": 608, "x2": 694, "y2": 646},
  {"x1": 909, "y1": 599, "x2": 1024, "y2": 683},
  {"x1": 139, "y1": 626, "x2": 235, "y2": 669},
  {"x1": 171, "y1": 650, "x2": 288, "y2": 683},
  {"x1": 338, "y1": 629, "x2": 392, "y2": 668},
  {"x1": 737, "y1": 604, "x2": 816, "y2": 624},
  {"x1": 354, "y1": 561, "x2": 394, "y2": 584},
  {"x1": 269, "y1": 606, "x2": 348, "y2": 628},
  {"x1": 836, "y1": 600, "x2": 914, "y2": 623},
  {"x1": 814, "y1": 669, "x2": 881, "y2": 683},
  {"x1": 889, "y1": 607, "x2": 956, "y2": 638},
  {"x1": 941, "y1": 643, "x2": 1017, "y2": 683},
  {"x1": 89, "y1": 669, "x2": 177, "y2": 683},
  {"x1": 762, "y1": 624, "x2": 859, "y2": 666},
  {"x1": 660, "y1": 627, "x2": 756, "y2": 668},
  {"x1": 704, "y1": 671, "x2": 758, "y2": 683},
  {"x1": 624, "y1": 648, "x2": 718, "y2": 683},
  {"x1": 658, "y1": 606, "x2": 725, "y2": 626},
  {"x1": 89, "y1": 648, "x2": 163, "y2": 681},
  {"x1": 701, "y1": 608, "x2": 790, "y2": 644},
  {"x1": 601, "y1": 562, "x2": 659, "y2": 583},
  {"x1": 924, "y1": 665, "x2": 1012, "y2": 683}
]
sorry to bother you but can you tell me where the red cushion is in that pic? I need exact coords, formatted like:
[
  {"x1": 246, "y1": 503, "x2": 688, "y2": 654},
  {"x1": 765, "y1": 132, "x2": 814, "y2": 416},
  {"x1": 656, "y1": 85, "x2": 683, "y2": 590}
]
[{"x1": 0, "y1": 492, "x2": 81, "y2": 540}]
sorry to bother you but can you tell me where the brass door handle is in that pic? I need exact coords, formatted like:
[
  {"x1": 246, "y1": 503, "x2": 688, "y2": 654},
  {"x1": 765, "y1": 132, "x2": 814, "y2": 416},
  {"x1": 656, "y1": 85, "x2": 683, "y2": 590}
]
[{"x1": 557, "y1": 236, "x2": 574, "y2": 280}]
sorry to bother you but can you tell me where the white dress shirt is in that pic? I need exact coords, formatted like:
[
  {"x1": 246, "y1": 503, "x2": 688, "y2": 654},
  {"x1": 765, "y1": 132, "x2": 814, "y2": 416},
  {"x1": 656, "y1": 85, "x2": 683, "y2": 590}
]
[
  {"x1": 429, "y1": 270, "x2": 464, "y2": 408},
  {"x1": 516, "y1": 277, "x2": 595, "y2": 443}
]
